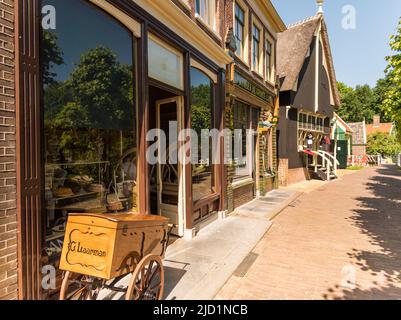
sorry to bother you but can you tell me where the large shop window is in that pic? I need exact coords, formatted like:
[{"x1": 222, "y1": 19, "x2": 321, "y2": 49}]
[
  {"x1": 41, "y1": 0, "x2": 136, "y2": 265},
  {"x1": 190, "y1": 67, "x2": 214, "y2": 203},
  {"x1": 233, "y1": 102, "x2": 259, "y2": 179}
]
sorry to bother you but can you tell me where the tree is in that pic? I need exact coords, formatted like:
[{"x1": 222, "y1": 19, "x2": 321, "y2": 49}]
[
  {"x1": 190, "y1": 84, "x2": 212, "y2": 135},
  {"x1": 382, "y1": 18, "x2": 401, "y2": 140},
  {"x1": 45, "y1": 46, "x2": 135, "y2": 166},
  {"x1": 373, "y1": 77, "x2": 393, "y2": 123},
  {"x1": 68, "y1": 46, "x2": 134, "y2": 130},
  {"x1": 41, "y1": 31, "x2": 64, "y2": 85},
  {"x1": 336, "y1": 82, "x2": 376, "y2": 123},
  {"x1": 367, "y1": 132, "x2": 401, "y2": 157},
  {"x1": 337, "y1": 79, "x2": 393, "y2": 124}
]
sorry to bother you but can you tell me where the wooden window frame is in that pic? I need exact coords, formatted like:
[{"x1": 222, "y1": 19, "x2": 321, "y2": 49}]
[
  {"x1": 233, "y1": 0, "x2": 249, "y2": 65},
  {"x1": 251, "y1": 17, "x2": 263, "y2": 76},
  {"x1": 195, "y1": 0, "x2": 216, "y2": 31}
]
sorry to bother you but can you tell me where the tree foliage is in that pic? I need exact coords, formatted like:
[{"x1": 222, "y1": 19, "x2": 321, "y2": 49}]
[
  {"x1": 367, "y1": 132, "x2": 401, "y2": 156},
  {"x1": 41, "y1": 31, "x2": 64, "y2": 85},
  {"x1": 68, "y1": 46, "x2": 134, "y2": 130},
  {"x1": 336, "y1": 81, "x2": 391, "y2": 124},
  {"x1": 44, "y1": 46, "x2": 135, "y2": 164},
  {"x1": 190, "y1": 84, "x2": 212, "y2": 134},
  {"x1": 382, "y1": 18, "x2": 401, "y2": 140}
]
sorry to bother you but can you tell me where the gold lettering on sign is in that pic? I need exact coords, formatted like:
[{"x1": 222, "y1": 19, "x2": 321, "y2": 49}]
[{"x1": 65, "y1": 229, "x2": 110, "y2": 272}]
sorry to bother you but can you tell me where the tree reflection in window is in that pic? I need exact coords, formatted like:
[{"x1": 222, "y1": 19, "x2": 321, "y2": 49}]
[
  {"x1": 190, "y1": 67, "x2": 214, "y2": 203},
  {"x1": 41, "y1": 0, "x2": 136, "y2": 265}
]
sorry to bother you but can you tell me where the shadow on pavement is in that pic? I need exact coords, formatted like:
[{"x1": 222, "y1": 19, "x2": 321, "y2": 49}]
[
  {"x1": 324, "y1": 165, "x2": 401, "y2": 299},
  {"x1": 162, "y1": 265, "x2": 187, "y2": 300}
]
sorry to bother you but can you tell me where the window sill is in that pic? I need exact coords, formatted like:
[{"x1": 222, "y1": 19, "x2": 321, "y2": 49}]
[
  {"x1": 195, "y1": 14, "x2": 222, "y2": 41},
  {"x1": 234, "y1": 53, "x2": 250, "y2": 68},
  {"x1": 232, "y1": 177, "x2": 254, "y2": 189},
  {"x1": 251, "y1": 69, "x2": 264, "y2": 79},
  {"x1": 175, "y1": 0, "x2": 191, "y2": 11},
  {"x1": 265, "y1": 79, "x2": 276, "y2": 87}
]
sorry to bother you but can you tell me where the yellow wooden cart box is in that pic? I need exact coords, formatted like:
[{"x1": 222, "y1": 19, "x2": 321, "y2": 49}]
[{"x1": 59, "y1": 213, "x2": 169, "y2": 280}]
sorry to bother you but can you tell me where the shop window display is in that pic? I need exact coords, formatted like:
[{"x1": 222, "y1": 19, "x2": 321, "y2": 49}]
[
  {"x1": 41, "y1": 0, "x2": 136, "y2": 267},
  {"x1": 190, "y1": 67, "x2": 214, "y2": 203}
]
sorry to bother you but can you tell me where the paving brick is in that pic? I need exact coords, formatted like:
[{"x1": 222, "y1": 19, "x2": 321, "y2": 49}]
[{"x1": 217, "y1": 166, "x2": 401, "y2": 300}]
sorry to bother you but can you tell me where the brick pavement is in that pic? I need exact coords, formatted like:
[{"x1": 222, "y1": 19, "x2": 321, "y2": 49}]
[{"x1": 216, "y1": 165, "x2": 401, "y2": 300}]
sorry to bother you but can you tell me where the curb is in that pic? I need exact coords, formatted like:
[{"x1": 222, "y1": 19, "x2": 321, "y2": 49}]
[{"x1": 267, "y1": 191, "x2": 304, "y2": 221}]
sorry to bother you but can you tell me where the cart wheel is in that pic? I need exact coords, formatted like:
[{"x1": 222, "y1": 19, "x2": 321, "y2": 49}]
[
  {"x1": 59, "y1": 271, "x2": 101, "y2": 300},
  {"x1": 125, "y1": 254, "x2": 164, "y2": 300}
]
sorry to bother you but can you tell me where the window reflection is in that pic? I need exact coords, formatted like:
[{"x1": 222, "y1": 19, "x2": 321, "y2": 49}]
[
  {"x1": 190, "y1": 67, "x2": 214, "y2": 203},
  {"x1": 41, "y1": 0, "x2": 136, "y2": 270}
]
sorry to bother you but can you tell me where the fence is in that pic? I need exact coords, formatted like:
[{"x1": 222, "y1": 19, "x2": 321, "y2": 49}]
[{"x1": 348, "y1": 154, "x2": 381, "y2": 167}]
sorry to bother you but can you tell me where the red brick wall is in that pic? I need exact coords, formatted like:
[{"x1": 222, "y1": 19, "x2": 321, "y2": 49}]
[
  {"x1": 278, "y1": 158, "x2": 289, "y2": 186},
  {"x1": 352, "y1": 145, "x2": 366, "y2": 157},
  {"x1": 287, "y1": 168, "x2": 308, "y2": 185},
  {"x1": 233, "y1": 183, "x2": 254, "y2": 209},
  {"x1": 278, "y1": 160, "x2": 309, "y2": 186},
  {"x1": 0, "y1": 0, "x2": 18, "y2": 300}
]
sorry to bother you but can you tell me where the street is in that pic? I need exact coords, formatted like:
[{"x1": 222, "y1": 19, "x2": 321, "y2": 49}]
[{"x1": 216, "y1": 165, "x2": 401, "y2": 300}]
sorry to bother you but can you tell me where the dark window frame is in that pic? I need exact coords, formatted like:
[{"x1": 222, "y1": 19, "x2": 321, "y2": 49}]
[
  {"x1": 234, "y1": 3, "x2": 245, "y2": 58},
  {"x1": 252, "y1": 25, "x2": 260, "y2": 71}
]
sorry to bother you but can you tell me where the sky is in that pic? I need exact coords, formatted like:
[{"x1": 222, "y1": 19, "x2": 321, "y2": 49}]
[
  {"x1": 44, "y1": 0, "x2": 134, "y2": 82},
  {"x1": 271, "y1": 0, "x2": 401, "y2": 88}
]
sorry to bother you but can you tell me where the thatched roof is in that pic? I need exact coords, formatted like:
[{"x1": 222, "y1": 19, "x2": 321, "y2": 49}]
[{"x1": 277, "y1": 14, "x2": 341, "y2": 107}]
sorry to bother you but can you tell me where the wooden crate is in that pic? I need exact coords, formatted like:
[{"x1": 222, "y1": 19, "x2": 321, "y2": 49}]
[{"x1": 60, "y1": 213, "x2": 169, "y2": 280}]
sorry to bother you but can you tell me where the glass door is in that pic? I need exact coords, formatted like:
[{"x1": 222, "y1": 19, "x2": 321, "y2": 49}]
[{"x1": 156, "y1": 97, "x2": 185, "y2": 236}]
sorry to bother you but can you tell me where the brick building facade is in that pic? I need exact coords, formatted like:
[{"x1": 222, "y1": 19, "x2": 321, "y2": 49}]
[
  {"x1": 0, "y1": 0, "x2": 289, "y2": 299},
  {"x1": 223, "y1": 0, "x2": 285, "y2": 210}
]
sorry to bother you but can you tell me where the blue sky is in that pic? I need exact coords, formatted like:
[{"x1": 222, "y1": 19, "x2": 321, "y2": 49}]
[{"x1": 271, "y1": 0, "x2": 401, "y2": 88}]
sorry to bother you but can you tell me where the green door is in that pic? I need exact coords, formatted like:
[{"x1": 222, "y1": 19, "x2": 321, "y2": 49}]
[{"x1": 337, "y1": 140, "x2": 348, "y2": 169}]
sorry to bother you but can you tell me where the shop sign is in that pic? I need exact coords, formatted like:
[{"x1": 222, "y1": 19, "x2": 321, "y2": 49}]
[{"x1": 234, "y1": 72, "x2": 273, "y2": 104}]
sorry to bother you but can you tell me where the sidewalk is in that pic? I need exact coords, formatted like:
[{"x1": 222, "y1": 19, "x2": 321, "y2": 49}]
[
  {"x1": 216, "y1": 165, "x2": 401, "y2": 300},
  {"x1": 96, "y1": 188, "x2": 300, "y2": 300},
  {"x1": 163, "y1": 189, "x2": 301, "y2": 300}
]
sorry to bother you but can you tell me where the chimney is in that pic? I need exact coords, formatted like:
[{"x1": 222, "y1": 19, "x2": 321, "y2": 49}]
[
  {"x1": 373, "y1": 115, "x2": 380, "y2": 127},
  {"x1": 317, "y1": 0, "x2": 324, "y2": 14}
]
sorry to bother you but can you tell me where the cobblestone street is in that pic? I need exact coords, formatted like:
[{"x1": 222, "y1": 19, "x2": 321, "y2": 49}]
[{"x1": 216, "y1": 165, "x2": 401, "y2": 300}]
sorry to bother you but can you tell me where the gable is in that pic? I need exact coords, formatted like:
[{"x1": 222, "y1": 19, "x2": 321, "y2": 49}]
[{"x1": 277, "y1": 15, "x2": 340, "y2": 109}]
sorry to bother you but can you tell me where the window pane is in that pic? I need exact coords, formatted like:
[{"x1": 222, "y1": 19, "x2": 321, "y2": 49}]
[
  {"x1": 233, "y1": 101, "x2": 250, "y2": 176},
  {"x1": 148, "y1": 36, "x2": 183, "y2": 90},
  {"x1": 41, "y1": 0, "x2": 136, "y2": 274},
  {"x1": 266, "y1": 40, "x2": 272, "y2": 79},
  {"x1": 252, "y1": 25, "x2": 260, "y2": 70},
  {"x1": 191, "y1": 67, "x2": 214, "y2": 203},
  {"x1": 235, "y1": 4, "x2": 245, "y2": 57}
]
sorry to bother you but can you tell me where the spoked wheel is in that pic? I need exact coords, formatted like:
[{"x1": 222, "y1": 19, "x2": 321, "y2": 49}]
[
  {"x1": 59, "y1": 271, "x2": 102, "y2": 300},
  {"x1": 125, "y1": 254, "x2": 164, "y2": 300}
]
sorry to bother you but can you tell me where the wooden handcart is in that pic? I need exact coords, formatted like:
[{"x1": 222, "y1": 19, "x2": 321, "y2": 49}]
[{"x1": 59, "y1": 213, "x2": 170, "y2": 300}]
